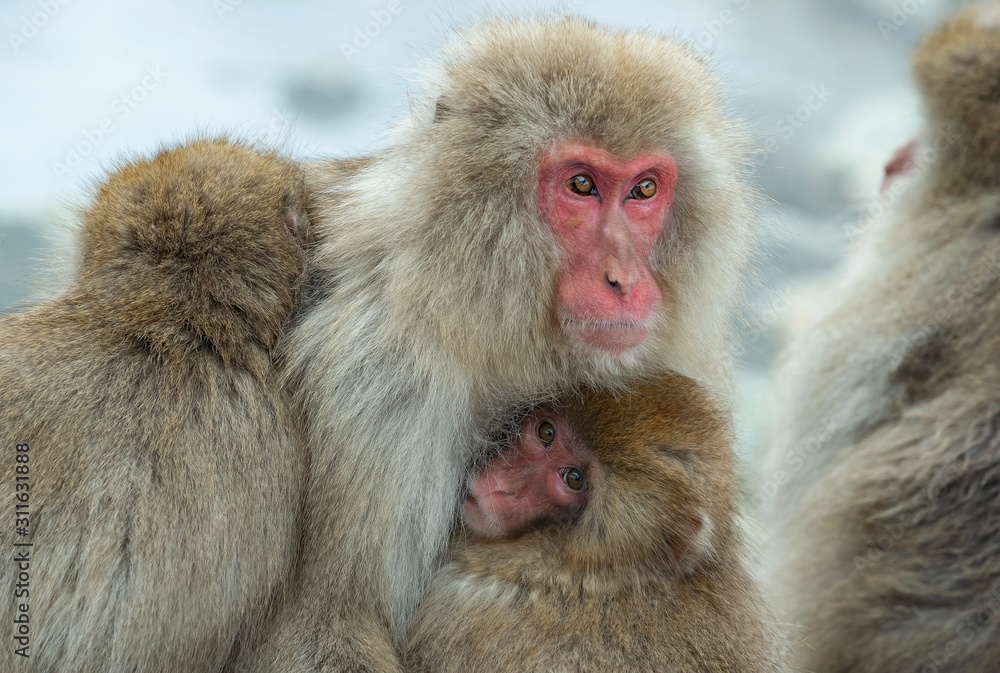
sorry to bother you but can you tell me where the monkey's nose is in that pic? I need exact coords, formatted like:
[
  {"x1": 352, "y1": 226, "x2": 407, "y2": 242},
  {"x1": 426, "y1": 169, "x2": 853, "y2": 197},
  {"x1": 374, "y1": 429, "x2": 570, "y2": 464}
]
[{"x1": 605, "y1": 266, "x2": 639, "y2": 297}]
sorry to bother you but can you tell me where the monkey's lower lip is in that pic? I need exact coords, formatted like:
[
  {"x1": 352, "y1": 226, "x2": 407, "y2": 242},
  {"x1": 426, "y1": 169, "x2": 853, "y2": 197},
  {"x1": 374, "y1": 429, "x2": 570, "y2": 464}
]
[
  {"x1": 462, "y1": 496, "x2": 490, "y2": 533},
  {"x1": 564, "y1": 319, "x2": 650, "y2": 354}
]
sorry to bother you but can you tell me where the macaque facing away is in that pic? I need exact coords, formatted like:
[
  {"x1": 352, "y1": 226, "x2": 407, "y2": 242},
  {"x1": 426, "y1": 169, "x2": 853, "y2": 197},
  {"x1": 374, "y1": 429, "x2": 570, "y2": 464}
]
[
  {"x1": 0, "y1": 139, "x2": 310, "y2": 672},
  {"x1": 407, "y1": 375, "x2": 785, "y2": 672},
  {"x1": 758, "y1": 6, "x2": 1000, "y2": 671}
]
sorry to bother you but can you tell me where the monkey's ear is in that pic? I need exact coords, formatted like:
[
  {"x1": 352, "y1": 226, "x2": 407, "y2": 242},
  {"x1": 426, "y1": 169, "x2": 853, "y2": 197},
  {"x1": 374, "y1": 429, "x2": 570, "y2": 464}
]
[
  {"x1": 668, "y1": 512, "x2": 706, "y2": 567},
  {"x1": 281, "y1": 194, "x2": 311, "y2": 249},
  {"x1": 434, "y1": 97, "x2": 452, "y2": 123},
  {"x1": 881, "y1": 139, "x2": 918, "y2": 195}
]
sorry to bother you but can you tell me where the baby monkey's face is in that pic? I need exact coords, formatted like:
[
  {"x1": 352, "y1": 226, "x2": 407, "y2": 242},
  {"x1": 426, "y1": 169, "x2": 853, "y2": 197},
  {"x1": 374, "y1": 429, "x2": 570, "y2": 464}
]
[{"x1": 463, "y1": 407, "x2": 590, "y2": 540}]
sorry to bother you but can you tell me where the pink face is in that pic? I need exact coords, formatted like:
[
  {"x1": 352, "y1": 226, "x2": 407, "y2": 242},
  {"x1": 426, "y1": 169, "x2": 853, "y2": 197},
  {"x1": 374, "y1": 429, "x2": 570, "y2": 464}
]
[
  {"x1": 463, "y1": 409, "x2": 589, "y2": 540},
  {"x1": 538, "y1": 141, "x2": 677, "y2": 356}
]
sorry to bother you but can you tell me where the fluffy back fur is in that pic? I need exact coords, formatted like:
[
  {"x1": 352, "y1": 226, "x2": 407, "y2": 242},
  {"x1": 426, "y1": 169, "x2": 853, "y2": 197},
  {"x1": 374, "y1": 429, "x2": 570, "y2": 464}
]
[{"x1": 0, "y1": 139, "x2": 308, "y2": 672}]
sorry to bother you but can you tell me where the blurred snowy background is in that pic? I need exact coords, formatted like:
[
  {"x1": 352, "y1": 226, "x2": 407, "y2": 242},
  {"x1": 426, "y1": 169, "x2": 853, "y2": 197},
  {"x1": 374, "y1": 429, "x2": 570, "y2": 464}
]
[{"x1": 0, "y1": 0, "x2": 967, "y2": 458}]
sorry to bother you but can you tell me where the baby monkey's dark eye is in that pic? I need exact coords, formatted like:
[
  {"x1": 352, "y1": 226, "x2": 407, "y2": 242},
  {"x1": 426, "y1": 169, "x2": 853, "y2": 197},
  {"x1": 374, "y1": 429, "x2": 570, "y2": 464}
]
[
  {"x1": 537, "y1": 421, "x2": 556, "y2": 446},
  {"x1": 562, "y1": 468, "x2": 585, "y2": 491}
]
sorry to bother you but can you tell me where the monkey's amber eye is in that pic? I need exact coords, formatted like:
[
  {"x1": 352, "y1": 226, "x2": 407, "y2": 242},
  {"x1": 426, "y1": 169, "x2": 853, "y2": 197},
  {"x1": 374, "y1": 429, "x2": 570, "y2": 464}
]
[
  {"x1": 566, "y1": 174, "x2": 597, "y2": 196},
  {"x1": 629, "y1": 179, "x2": 657, "y2": 199},
  {"x1": 537, "y1": 421, "x2": 556, "y2": 446},
  {"x1": 563, "y1": 468, "x2": 585, "y2": 491}
]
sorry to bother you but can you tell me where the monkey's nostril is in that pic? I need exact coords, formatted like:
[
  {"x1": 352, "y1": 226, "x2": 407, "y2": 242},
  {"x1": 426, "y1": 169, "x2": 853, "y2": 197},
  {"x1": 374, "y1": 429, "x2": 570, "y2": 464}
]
[{"x1": 606, "y1": 274, "x2": 635, "y2": 297}]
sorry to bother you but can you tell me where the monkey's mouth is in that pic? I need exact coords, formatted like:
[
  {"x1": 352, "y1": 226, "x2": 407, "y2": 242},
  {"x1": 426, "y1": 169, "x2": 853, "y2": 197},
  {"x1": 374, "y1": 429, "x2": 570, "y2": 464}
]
[
  {"x1": 562, "y1": 318, "x2": 651, "y2": 354},
  {"x1": 461, "y1": 494, "x2": 502, "y2": 540},
  {"x1": 462, "y1": 494, "x2": 484, "y2": 523}
]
